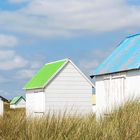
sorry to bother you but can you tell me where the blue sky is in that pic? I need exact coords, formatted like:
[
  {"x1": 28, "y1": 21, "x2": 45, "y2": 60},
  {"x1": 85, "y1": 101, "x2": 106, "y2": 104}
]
[{"x1": 0, "y1": 0, "x2": 140, "y2": 99}]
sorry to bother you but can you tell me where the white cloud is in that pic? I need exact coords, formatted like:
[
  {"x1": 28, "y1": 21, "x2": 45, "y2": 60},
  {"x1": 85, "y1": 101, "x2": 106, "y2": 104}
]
[
  {"x1": 0, "y1": 35, "x2": 28, "y2": 70},
  {"x1": 0, "y1": 50, "x2": 15, "y2": 60},
  {"x1": 0, "y1": 11, "x2": 74, "y2": 38},
  {"x1": 0, "y1": 55, "x2": 28, "y2": 70},
  {"x1": 30, "y1": 61, "x2": 42, "y2": 69},
  {"x1": 0, "y1": 76, "x2": 10, "y2": 83},
  {"x1": 1, "y1": 0, "x2": 140, "y2": 37},
  {"x1": 0, "y1": 34, "x2": 42, "y2": 79},
  {"x1": 78, "y1": 47, "x2": 113, "y2": 74},
  {"x1": 16, "y1": 69, "x2": 36, "y2": 79},
  {"x1": 1, "y1": 0, "x2": 140, "y2": 38},
  {"x1": 8, "y1": 0, "x2": 29, "y2": 4},
  {"x1": 16, "y1": 61, "x2": 42, "y2": 79},
  {"x1": 25, "y1": 0, "x2": 140, "y2": 32},
  {"x1": 0, "y1": 34, "x2": 18, "y2": 47}
]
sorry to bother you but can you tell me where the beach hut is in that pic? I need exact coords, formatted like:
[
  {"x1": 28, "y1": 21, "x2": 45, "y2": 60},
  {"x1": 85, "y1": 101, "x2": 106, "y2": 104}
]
[
  {"x1": 24, "y1": 59, "x2": 94, "y2": 117},
  {"x1": 0, "y1": 96, "x2": 8, "y2": 103},
  {"x1": 91, "y1": 34, "x2": 140, "y2": 117},
  {"x1": 0, "y1": 96, "x2": 8, "y2": 116},
  {"x1": 10, "y1": 96, "x2": 26, "y2": 109},
  {"x1": 0, "y1": 98, "x2": 4, "y2": 116}
]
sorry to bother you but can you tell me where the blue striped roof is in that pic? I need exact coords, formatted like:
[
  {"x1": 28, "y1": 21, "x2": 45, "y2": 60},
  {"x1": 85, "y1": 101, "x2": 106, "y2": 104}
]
[{"x1": 92, "y1": 34, "x2": 140, "y2": 76}]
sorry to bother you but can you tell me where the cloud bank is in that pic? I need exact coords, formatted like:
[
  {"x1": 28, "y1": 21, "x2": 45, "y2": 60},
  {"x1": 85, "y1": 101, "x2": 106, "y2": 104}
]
[
  {"x1": 0, "y1": 0, "x2": 140, "y2": 37},
  {"x1": 0, "y1": 34, "x2": 18, "y2": 47},
  {"x1": 8, "y1": 0, "x2": 29, "y2": 4}
]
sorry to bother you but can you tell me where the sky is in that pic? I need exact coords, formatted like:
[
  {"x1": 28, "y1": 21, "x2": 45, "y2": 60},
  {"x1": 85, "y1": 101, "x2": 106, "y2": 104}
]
[{"x1": 1, "y1": 0, "x2": 140, "y2": 99}]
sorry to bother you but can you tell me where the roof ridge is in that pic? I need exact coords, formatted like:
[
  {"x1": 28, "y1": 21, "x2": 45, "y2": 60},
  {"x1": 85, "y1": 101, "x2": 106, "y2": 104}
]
[
  {"x1": 10, "y1": 96, "x2": 24, "y2": 105},
  {"x1": 127, "y1": 33, "x2": 140, "y2": 38},
  {"x1": 45, "y1": 58, "x2": 69, "y2": 65}
]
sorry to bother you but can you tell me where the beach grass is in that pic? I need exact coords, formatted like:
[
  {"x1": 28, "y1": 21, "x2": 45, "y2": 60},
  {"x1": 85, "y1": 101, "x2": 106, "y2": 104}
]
[{"x1": 0, "y1": 101, "x2": 140, "y2": 140}]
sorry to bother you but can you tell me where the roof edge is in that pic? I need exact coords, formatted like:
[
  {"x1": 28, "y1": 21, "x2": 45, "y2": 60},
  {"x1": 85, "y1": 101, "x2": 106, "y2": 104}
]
[
  {"x1": 127, "y1": 33, "x2": 140, "y2": 38},
  {"x1": 10, "y1": 96, "x2": 25, "y2": 105},
  {"x1": 23, "y1": 58, "x2": 69, "y2": 90},
  {"x1": 45, "y1": 58, "x2": 69, "y2": 65},
  {"x1": 68, "y1": 59, "x2": 95, "y2": 87},
  {"x1": 91, "y1": 68, "x2": 139, "y2": 77}
]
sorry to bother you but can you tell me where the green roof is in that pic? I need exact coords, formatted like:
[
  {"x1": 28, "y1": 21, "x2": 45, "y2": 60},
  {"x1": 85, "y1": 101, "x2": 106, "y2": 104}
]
[
  {"x1": 10, "y1": 96, "x2": 25, "y2": 105},
  {"x1": 24, "y1": 59, "x2": 67, "y2": 90}
]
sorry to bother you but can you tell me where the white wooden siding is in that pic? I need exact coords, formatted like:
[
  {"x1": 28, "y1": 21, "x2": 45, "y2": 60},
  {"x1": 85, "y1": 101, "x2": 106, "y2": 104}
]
[
  {"x1": 125, "y1": 70, "x2": 140, "y2": 99},
  {"x1": 45, "y1": 62, "x2": 93, "y2": 116},
  {"x1": 10, "y1": 105, "x2": 15, "y2": 109},
  {"x1": 26, "y1": 92, "x2": 45, "y2": 116},
  {"x1": 96, "y1": 69, "x2": 140, "y2": 117},
  {"x1": 45, "y1": 93, "x2": 91, "y2": 98},
  {"x1": 18, "y1": 99, "x2": 26, "y2": 108},
  {"x1": 0, "y1": 99, "x2": 3, "y2": 116}
]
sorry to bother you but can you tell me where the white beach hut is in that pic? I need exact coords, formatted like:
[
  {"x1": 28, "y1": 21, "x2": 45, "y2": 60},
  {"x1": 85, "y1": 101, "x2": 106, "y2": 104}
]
[
  {"x1": 91, "y1": 34, "x2": 140, "y2": 117},
  {"x1": 0, "y1": 98, "x2": 4, "y2": 116},
  {"x1": 24, "y1": 59, "x2": 94, "y2": 117},
  {"x1": 10, "y1": 96, "x2": 26, "y2": 109}
]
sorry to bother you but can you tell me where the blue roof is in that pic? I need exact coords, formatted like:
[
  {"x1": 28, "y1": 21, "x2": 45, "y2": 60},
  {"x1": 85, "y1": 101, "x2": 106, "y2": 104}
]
[{"x1": 92, "y1": 34, "x2": 140, "y2": 76}]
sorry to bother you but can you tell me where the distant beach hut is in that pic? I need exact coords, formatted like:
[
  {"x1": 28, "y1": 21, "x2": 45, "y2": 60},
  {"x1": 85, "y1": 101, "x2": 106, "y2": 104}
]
[
  {"x1": 0, "y1": 96, "x2": 8, "y2": 103},
  {"x1": 10, "y1": 96, "x2": 26, "y2": 109},
  {"x1": 24, "y1": 58, "x2": 94, "y2": 117},
  {"x1": 91, "y1": 34, "x2": 140, "y2": 117},
  {"x1": 0, "y1": 98, "x2": 4, "y2": 116}
]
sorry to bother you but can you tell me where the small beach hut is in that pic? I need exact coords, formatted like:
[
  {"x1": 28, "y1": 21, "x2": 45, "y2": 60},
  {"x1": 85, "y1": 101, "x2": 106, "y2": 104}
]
[
  {"x1": 10, "y1": 96, "x2": 26, "y2": 109},
  {"x1": 0, "y1": 98, "x2": 4, "y2": 116},
  {"x1": 91, "y1": 34, "x2": 140, "y2": 117},
  {"x1": 24, "y1": 58, "x2": 94, "y2": 117},
  {"x1": 0, "y1": 96, "x2": 8, "y2": 103}
]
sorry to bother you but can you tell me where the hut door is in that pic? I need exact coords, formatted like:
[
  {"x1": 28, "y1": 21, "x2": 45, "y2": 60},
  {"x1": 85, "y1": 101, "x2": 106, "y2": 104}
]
[
  {"x1": 111, "y1": 77, "x2": 125, "y2": 107},
  {"x1": 104, "y1": 75, "x2": 125, "y2": 112},
  {"x1": 33, "y1": 92, "x2": 45, "y2": 116},
  {"x1": 104, "y1": 78, "x2": 111, "y2": 112}
]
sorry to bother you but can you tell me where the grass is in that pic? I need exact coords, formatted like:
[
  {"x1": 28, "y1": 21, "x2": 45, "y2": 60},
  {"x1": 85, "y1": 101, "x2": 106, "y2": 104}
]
[{"x1": 0, "y1": 101, "x2": 140, "y2": 140}]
